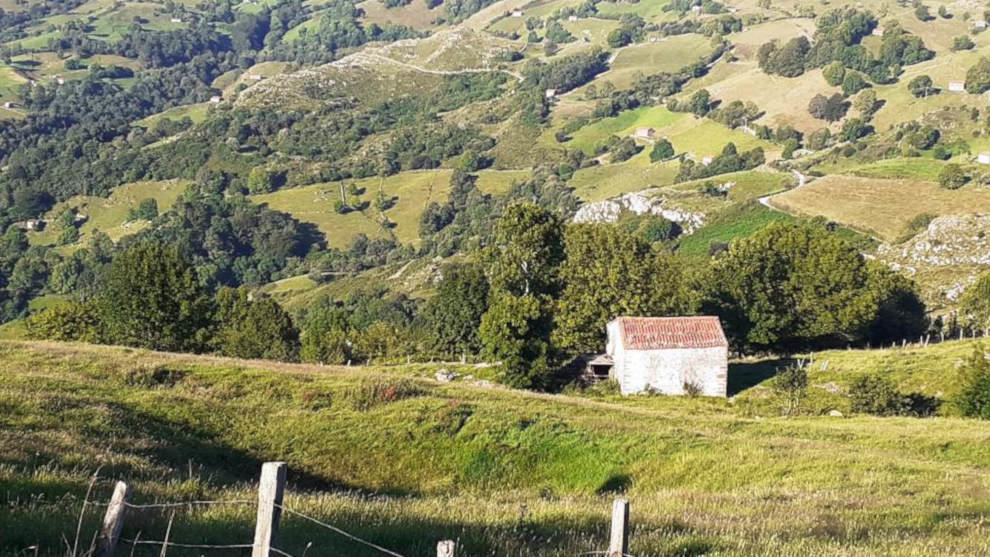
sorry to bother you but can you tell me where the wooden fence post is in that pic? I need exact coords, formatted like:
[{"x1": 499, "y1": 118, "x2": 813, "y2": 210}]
[
  {"x1": 94, "y1": 481, "x2": 131, "y2": 557},
  {"x1": 608, "y1": 498, "x2": 629, "y2": 557},
  {"x1": 437, "y1": 540, "x2": 456, "y2": 557},
  {"x1": 252, "y1": 462, "x2": 287, "y2": 557}
]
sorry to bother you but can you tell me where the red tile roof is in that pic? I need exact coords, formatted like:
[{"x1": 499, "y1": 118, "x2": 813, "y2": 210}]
[{"x1": 614, "y1": 316, "x2": 727, "y2": 350}]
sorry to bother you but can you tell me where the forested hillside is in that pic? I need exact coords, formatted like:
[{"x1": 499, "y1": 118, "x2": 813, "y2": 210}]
[{"x1": 2, "y1": 0, "x2": 990, "y2": 386}]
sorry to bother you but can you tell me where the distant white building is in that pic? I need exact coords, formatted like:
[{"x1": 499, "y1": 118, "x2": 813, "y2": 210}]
[
  {"x1": 511, "y1": 9, "x2": 523, "y2": 17},
  {"x1": 170, "y1": 17, "x2": 182, "y2": 23},
  {"x1": 545, "y1": 88, "x2": 557, "y2": 99},
  {"x1": 209, "y1": 95, "x2": 221, "y2": 104},
  {"x1": 701, "y1": 156, "x2": 714, "y2": 166},
  {"x1": 601, "y1": 316, "x2": 729, "y2": 397},
  {"x1": 974, "y1": 20, "x2": 988, "y2": 30},
  {"x1": 568, "y1": 15, "x2": 578, "y2": 21},
  {"x1": 948, "y1": 81, "x2": 966, "y2": 93},
  {"x1": 872, "y1": 26, "x2": 884, "y2": 37},
  {"x1": 248, "y1": 74, "x2": 264, "y2": 81},
  {"x1": 978, "y1": 152, "x2": 990, "y2": 165}
]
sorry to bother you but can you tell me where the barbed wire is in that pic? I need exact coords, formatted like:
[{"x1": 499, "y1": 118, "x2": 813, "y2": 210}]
[
  {"x1": 119, "y1": 538, "x2": 254, "y2": 550},
  {"x1": 275, "y1": 503, "x2": 406, "y2": 557},
  {"x1": 88, "y1": 499, "x2": 254, "y2": 509}
]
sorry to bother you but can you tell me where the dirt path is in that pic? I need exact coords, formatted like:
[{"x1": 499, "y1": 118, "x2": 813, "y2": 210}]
[
  {"x1": 759, "y1": 169, "x2": 806, "y2": 209},
  {"x1": 364, "y1": 52, "x2": 524, "y2": 81}
]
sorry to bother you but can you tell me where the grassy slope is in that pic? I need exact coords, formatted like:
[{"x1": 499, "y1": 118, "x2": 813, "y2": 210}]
[
  {"x1": 770, "y1": 174, "x2": 990, "y2": 242},
  {"x1": 28, "y1": 179, "x2": 191, "y2": 247},
  {"x1": 2, "y1": 340, "x2": 990, "y2": 555},
  {"x1": 251, "y1": 169, "x2": 528, "y2": 249}
]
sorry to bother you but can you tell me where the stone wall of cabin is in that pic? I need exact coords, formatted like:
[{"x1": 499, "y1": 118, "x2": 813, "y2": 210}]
[{"x1": 611, "y1": 346, "x2": 728, "y2": 397}]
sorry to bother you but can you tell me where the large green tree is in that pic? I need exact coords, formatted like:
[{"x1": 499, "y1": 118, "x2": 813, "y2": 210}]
[
  {"x1": 98, "y1": 242, "x2": 213, "y2": 352},
  {"x1": 554, "y1": 224, "x2": 687, "y2": 354},
  {"x1": 213, "y1": 287, "x2": 300, "y2": 361},
  {"x1": 965, "y1": 57, "x2": 990, "y2": 94},
  {"x1": 479, "y1": 203, "x2": 564, "y2": 389},
  {"x1": 705, "y1": 222, "x2": 883, "y2": 353},
  {"x1": 421, "y1": 262, "x2": 489, "y2": 356}
]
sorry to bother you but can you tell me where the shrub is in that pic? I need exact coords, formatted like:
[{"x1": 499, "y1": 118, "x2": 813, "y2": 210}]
[
  {"x1": 25, "y1": 302, "x2": 103, "y2": 343},
  {"x1": 957, "y1": 349, "x2": 990, "y2": 419},
  {"x1": 849, "y1": 374, "x2": 939, "y2": 417},
  {"x1": 346, "y1": 378, "x2": 425, "y2": 411},
  {"x1": 850, "y1": 375, "x2": 903, "y2": 416},
  {"x1": 683, "y1": 381, "x2": 702, "y2": 397},
  {"x1": 123, "y1": 364, "x2": 186, "y2": 388},
  {"x1": 938, "y1": 163, "x2": 969, "y2": 189},
  {"x1": 773, "y1": 364, "x2": 807, "y2": 416}
]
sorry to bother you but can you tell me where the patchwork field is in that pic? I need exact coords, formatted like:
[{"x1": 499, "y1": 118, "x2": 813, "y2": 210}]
[
  {"x1": 3, "y1": 339, "x2": 990, "y2": 555},
  {"x1": 251, "y1": 169, "x2": 530, "y2": 248},
  {"x1": 28, "y1": 179, "x2": 191, "y2": 247},
  {"x1": 769, "y1": 174, "x2": 990, "y2": 242},
  {"x1": 554, "y1": 105, "x2": 772, "y2": 158},
  {"x1": 134, "y1": 102, "x2": 212, "y2": 127},
  {"x1": 595, "y1": 34, "x2": 715, "y2": 90},
  {"x1": 570, "y1": 151, "x2": 680, "y2": 201},
  {"x1": 358, "y1": 0, "x2": 445, "y2": 31},
  {"x1": 676, "y1": 202, "x2": 795, "y2": 257}
]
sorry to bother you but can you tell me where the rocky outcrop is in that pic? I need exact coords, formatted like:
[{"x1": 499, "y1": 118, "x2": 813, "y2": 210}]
[
  {"x1": 572, "y1": 190, "x2": 705, "y2": 233},
  {"x1": 877, "y1": 215, "x2": 990, "y2": 267},
  {"x1": 876, "y1": 214, "x2": 990, "y2": 302}
]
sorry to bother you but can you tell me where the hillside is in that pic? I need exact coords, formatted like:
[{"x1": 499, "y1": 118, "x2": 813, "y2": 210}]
[
  {"x1": 5, "y1": 0, "x2": 990, "y2": 317},
  {"x1": 3, "y1": 339, "x2": 990, "y2": 555}
]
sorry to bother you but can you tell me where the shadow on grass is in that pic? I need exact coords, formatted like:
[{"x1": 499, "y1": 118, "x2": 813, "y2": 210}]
[{"x1": 728, "y1": 359, "x2": 794, "y2": 396}]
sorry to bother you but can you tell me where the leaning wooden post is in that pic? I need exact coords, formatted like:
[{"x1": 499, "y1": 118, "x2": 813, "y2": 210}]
[
  {"x1": 437, "y1": 540, "x2": 456, "y2": 557},
  {"x1": 608, "y1": 498, "x2": 629, "y2": 557},
  {"x1": 252, "y1": 462, "x2": 287, "y2": 557},
  {"x1": 94, "y1": 481, "x2": 131, "y2": 557}
]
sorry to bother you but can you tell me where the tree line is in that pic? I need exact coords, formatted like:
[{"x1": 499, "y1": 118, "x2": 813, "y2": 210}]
[{"x1": 26, "y1": 200, "x2": 929, "y2": 392}]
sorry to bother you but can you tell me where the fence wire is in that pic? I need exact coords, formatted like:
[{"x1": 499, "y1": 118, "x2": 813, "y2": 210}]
[{"x1": 276, "y1": 502, "x2": 406, "y2": 557}]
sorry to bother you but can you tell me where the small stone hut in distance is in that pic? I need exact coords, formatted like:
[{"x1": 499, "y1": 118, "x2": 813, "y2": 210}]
[{"x1": 603, "y1": 316, "x2": 729, "y2": 397}]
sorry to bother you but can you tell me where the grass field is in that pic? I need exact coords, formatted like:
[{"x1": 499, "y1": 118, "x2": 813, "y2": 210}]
[
  {"x1": 252, "y1": 169, "x2": 531, "y2": 248},
  {"x1": 684, "y1": 61, "x2": 841, "y2": 134},
  {"x1": 2, "y1": 339, "x2": 990, "y2": 555},
  {"x1": 769, "y1": 174, "x2": 990, "y2": 242},
  {"x1": 570, "y1": 151, "x2": 679, "y2": 201},
  {"x1": 554, "y1": 105, "x2": 771, "y2": 158},
  {"x1": 676, "y1": 202, "x2": 794, "y2": 256},
  {"x1": 134, "y1": 102, "x2": 211, "y2": 127},
  {"x1": 358, "y1": 0, "x2": 444, "y2": 30},
  {"x1": 28, "y1": 179, "x2": 191, "y2": 247},
  {"x1": 595, "y1": 34, "x2": 714, "y2": 90},
  {"x1": 816, "y1": 157, "x2": 952, "y2": 182}
]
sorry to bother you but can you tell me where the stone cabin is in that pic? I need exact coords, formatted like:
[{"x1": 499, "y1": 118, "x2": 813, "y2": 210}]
[{"x1": 598, "y1": 316, "x2": 729, "y2": 397}]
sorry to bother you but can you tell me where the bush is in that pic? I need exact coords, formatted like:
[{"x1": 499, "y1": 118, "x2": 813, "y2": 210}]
[
  {"x1": 849, "y1": 375, "x2": 903, "y2": 416},
  {"x1": 849, "y1": 374, "x2": 939, "y2": 417},
  {"x1": 957, "y1": 349, "x2": 990, "y2": 419},
  {"x1": 773, "y1": 364, "x2": 807, "y2": 416},
  {"x1": 25, "y1": 302, "x2": 103, "y2": 343},
  {"x1": 938, "y1": 163, "x2": 969, "y2": 189},
  {"x1": 346, "y1": 378, "x2": 425, "y2": 411},
  {"x1": 123, "y1": 364, "x2": 186, "y2": 388}
]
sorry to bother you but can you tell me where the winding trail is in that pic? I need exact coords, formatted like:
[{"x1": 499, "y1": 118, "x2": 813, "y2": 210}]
[
  {"x1": 363, "y1": 52, "x2": 524, "y2": 82},
  {"x1": 759, "y1": 169, "x2": 807, "y2": 209}
]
